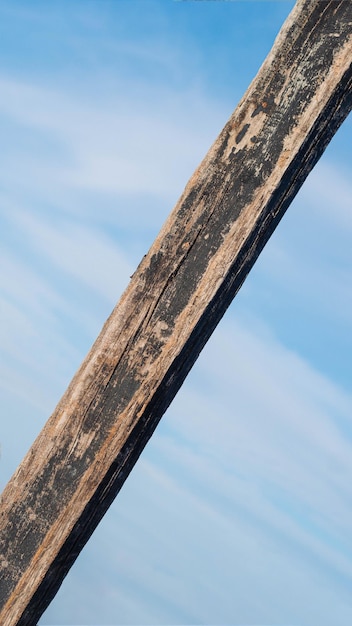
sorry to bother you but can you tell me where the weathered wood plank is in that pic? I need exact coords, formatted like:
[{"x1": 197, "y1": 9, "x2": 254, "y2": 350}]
[{"x1": 1, "y1": 1, "x2": 352, "y2": 624}]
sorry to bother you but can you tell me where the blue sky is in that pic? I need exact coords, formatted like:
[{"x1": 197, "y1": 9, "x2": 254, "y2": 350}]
[{"x1": 1, "y1": 1, "x2": 352, "y2": 624}]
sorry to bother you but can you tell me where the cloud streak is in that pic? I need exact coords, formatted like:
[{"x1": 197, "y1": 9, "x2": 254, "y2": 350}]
[{"x1": 0, "y1": 73, "x2": 229, "y2": 202}]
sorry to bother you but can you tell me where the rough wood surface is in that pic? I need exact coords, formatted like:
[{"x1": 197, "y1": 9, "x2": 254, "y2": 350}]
[{"x1": 1, "y1": 1, "x2": 352, "y2": 624}]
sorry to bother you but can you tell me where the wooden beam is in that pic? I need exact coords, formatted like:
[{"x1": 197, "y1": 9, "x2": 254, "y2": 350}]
[{"x1": 1, "y1": 1, "x2": 352, "y2": 624}]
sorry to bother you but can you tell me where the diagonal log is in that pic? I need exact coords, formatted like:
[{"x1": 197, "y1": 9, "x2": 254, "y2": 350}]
[{"x1": 1, "y1": 1, "x2": 352, "y2": 624}]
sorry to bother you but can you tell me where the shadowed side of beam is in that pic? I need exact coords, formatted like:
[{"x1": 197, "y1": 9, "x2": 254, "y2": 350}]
[{"x1": 1, "y1": 1, "x2": 352, "y2": 624}]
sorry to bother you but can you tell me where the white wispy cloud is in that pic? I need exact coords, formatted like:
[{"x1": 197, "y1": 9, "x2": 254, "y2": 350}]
[
  {"x1": 304, "y1": 160, "x2": 352, "y2": 233},
  {"x1": 0, "y1": 73, "x2": 229, "y2": 202},
  {"x1": 7, "y1": 209, "x2": 132, "y2": 304}
]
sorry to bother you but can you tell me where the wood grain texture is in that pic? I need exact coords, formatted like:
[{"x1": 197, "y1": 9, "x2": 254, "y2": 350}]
[{"x1": 1, "y1": 1, "x2": 352, "y2": 624}]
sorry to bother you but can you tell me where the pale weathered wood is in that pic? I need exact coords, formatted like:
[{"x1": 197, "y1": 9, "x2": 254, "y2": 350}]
[{"x1": 1, "y1": 1, "x2": 352, "y2": 624}]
